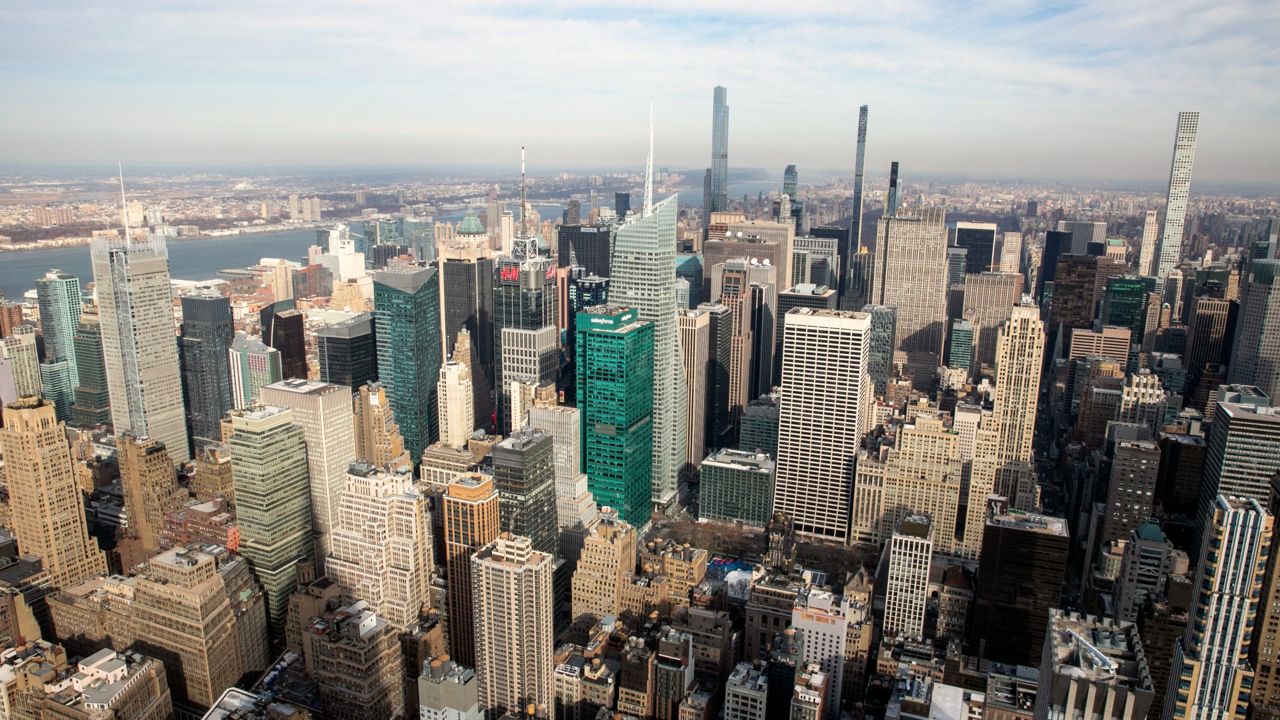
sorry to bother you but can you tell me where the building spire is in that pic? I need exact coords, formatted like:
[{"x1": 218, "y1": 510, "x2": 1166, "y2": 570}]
[
  {"x1": 118, "y1": 161, "x2": 132, "y2": 248},
  {"x1": 643, "y1": 101, "x2": 654, "y2": 216},
  {"x1": 519, "y1": 144, "x2": 529, "y2": 238}
]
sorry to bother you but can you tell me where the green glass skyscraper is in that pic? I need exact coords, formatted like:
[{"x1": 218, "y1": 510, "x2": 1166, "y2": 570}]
[
  {"x1": 36, "y1": 270, "x2": 82, "y2": 421},
  {"x1": 575, "y1": 305, "x2": 654, "y2": 528},
  {"x1": 229, "y1": 405, "x2": 314, "y2": 640},
  {"x1": 373, "y1": 265, "x2": 442, "y2": 462},
  {"x1": 1102, "y1": 275, "x2": 1148, "y2": 339}
]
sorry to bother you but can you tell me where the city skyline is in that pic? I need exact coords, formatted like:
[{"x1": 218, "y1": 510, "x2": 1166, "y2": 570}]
[{"x1": 3, "y1": 2, "x2": 1279, "y2": 185}]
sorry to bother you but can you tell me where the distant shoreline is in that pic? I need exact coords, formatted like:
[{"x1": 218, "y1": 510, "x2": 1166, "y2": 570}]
[{"x1": 0, "y1": 221, "x2": 334, "y2": 254}]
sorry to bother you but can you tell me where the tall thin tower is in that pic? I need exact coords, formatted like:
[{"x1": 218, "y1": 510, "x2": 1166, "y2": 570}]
[
  {"x1": 609, "y1": 114, "x2": 687, "y2": 514},
  {"x1": 91, "y1": 169, "x2": 190, "y2": 464},
  {"x1": 1155, "y1": 111, "x2": 1199, "y2": 281},
  {"x1": 842, "y1": 105, "x2": 868, "y2": 308},
  {"x1": 710, "y1": 86, "x2": 729, "y2": 213}
]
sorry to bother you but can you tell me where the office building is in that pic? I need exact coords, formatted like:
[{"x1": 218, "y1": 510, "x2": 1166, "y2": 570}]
[
  {"x1": 704, "y1": 219, "x2": 795, "y2": 318},
  {"x1": 180, "y1": 289, "x2": 235, "y2": 450},
  {"x1": 24, "y1": 647, "x2": 172, "y2": 720},
  {"x1": 1101, "y1": 439, "x2": 1161, "y2": 544},
  {"x1": 472, "y1": 533, "x2": 555, "y2": 717},
  {"x1": 1069, "y1": 325, "x2": 1132, "y2": 364},
  {"x1": 886, "y1": 161, "x2": 901, "y2": 216},
  {"x1": 678, "y1": 308, "x2": 709, "y2": 487},
  {"x1": 228, "y1": 334, "x2": 282, "y2": 409},
  {"x1": 316, "y1": 312, "x2": 378, "y2": 389},
  {"x1": 776, "y1": 284, "x2": 837, "y2": 384},
  {"x1": 131, "y1": 547, "x2": 246, "y2": 709},
  {"x1": 1138, "y1": 210, "x2": 1160, "y2": 277},
  {"x1": 700, "y1": 302, "x2": 733, "y2": 450},
  {"x1": 708, "y1": 86, "x2": 729, "y2": 214},
  {"x1": 1117, "y1": 370, "x2": 1167, "y2": 432},
  {"x1": 1102, "y1": 275, "x2": 1148, "y2": 338},
  {"x1": 260, "y1": 379, "x2": 356, "y2": 565},
  {"x1": 1165, "y1": 496, "x2": 1268, "y2": 719},
  {"x1": 841, "y1": 104, "x2": 870, "y2": 305},
  {"x1": 1155, "y1": 112, "x2": 1199, "y2": 281},
  {"x1": 962, "y1": 272, "x2": 1021, "y2": 369},
  {"x1": 861, "y1": 305, "x2": 896, "y2": 396},
  {"x1": 948, "y1": 320, "x2": 974, "y2": 371},
  {"x1": 610, "y1": 194, "x2": 689, "y2": 510},
  {"x1": 575, "y1": 306, "x2": 654, "y2": 529},
  {"x1": 1034, "y1": 610, "x2": 1154, "y2": 720},
  {"x1": 374, "y1": 264, "x2": 443, "y2": 460},
  {"x1": 442, "y1": 473, "x2": 501, "y2": 667},
  {"x1": 419, "y1": 656, "x2": 482, "y2": 720},
  {"x1": 1057, "y1": 220, "x2": 1107, "y2": 256},
  {"x1": 570, "y1": 509, "x2": 636, "y2": 631},
  {"x1": 302, "y1": 601, "x2": 406, "y2": 720},
  {"x1": 998, "y1": 231, "x2": 1023, "y2": 274},
  {"x1": 739, "y1": 392, "x2": 779, "y2": 459},
  {"x1": 353, "y1": 381, "x2": 412, "y2": 471},
  {"x1": 557, "y1": 224, "x2": 613, "y2": 278},
  {"x1": 872, "y1": 208, "x2": 949, "y2": 382},
  {"x1": 438, "y1": 233, "x2": 495, "y2": 426},
  {"x1": 884, "y1": 515, "x2": 932, "y2": 640},
  {"x1": 437, "y1": 358, "x2": 474, "y2": 450},
  {"x1": 526, "y1": 402, "x2": 598, "y2": 531},
  {"x1": 1228, "y1": 260, "x2": 1280, "y2": 399},
  {"x1": 774, "y1": 308, "x2": 870, "y2": 541},
  {"x1": 1115, "y1": 523, "x2": 1184, "y2": 623},
  {"x1": 70, "y1": 311, "x2": 111, "y2": 426},
  {"x1": 36, "y1": 270, "x2": 82, "y2": 416},
  {"x1": 492, "y1": 429, "x2": 559, "y2": 555},
  {"x1": 492, "y1": 251, "x2": 558, "y2": 434},
  {"x1": 791, "y1": 588, "x2": 855, "y2": 719},
  {"x1": 0, "y1": 397, "x2": 107, "y2": 589},
  {"x1": 724, "y1": 661, "x2": 769, "y2": 720},
  {"x1": 326, "y1": 463, "x2": 431, "y2": 629},
  {"x1": 259, "y1": 300, "x2": 305, "y2": 380},
  {"x1": 117, "y1": 434, "x2": 185, "y2": 557},
  {"x1": 969, "y1": 505, "x2": 1069, "y2": 666},
  {"x1": 1184, "y1": 296, "x2": 1233, "y2": 380},
  {"x1": 90, "y1": 233, "x2": 190, "y2": 464},
  {"x1": 228, "y1": 405, "x2": 314, "y2": 638},
  {"x1": 955, "y1": 222, "x2": 999, "y2": 274},
  {"x1": 699, "y1": 448, "x2": 775, "y2": 526},
  {"x1": 1198, "y1": 395, "x2": 1280, "y2": 523}
]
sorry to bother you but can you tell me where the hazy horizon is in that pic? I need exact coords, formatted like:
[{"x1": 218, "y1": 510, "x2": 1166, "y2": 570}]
[{"x1": 5, "y1": 1, "x2": 1279, "y2": 185}]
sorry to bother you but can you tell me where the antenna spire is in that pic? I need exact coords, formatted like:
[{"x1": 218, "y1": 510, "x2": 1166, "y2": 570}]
[
  {"x1": 643, "y1": 101, "x2": 654, "y2": 216},
  {"x1": 519, "y1": 145, "x2": 529, "y2": 237},
  {"x1": 118, "y1": 162, "x2": 132, "y2": 248}
]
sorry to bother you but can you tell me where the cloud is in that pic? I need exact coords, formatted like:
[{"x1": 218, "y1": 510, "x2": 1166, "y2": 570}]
[{"x1": 1, "y1": 0, "x2": 1277, "y2": 183}]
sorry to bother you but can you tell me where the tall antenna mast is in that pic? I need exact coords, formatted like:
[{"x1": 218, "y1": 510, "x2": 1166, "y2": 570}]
[
  {"x1": 118, "y1": 161, "x2": 132, "y2": 248},
  {"x1": 519, "y1": 145, "x2": 528, "y2": 237},
  {"x1": 643, "y1": 101, "x2": 654, "y2": 216}
]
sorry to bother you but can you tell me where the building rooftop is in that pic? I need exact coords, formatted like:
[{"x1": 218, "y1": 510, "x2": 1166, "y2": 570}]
[
  {"x1": 1045, "y1": 611, "x2": 1150, "y2": 690},
  {"x1": 701, "y1": 447, "x2": 774, "y2": 473},
  {"x1": 986, "y1": 506, "x2": 1069, "y2": 537},
  {"x1": 263, "y1": 378, "x2": 344, "y2": 395}
]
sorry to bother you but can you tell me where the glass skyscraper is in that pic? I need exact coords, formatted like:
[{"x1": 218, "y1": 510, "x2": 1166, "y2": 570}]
[
  {"x1": 492, "y1": 255, "x2": 557, "y2": 434},
  {"x1": 608, "y1": 194, "x2": 687, "y2": 510},
  {"x1": 316, "y1": 312, "x2": 378, "y2": 390},
  {"x1": 576, "y1": 306, "x2": 654, "y2": 529},
  {"x1": 70, "y1": 311, "x2": 111, "y2": 427},
  {"x1": 708, "y1": 86, "x2": 729, "y2": 214},
  {"x1": 180, "y1": 288, "x2": 235, "y2": 451},
  {"x1": 36, "y1": 270, "x2": 82, "y2": 421},
  {"x1": 374, "y1": 265, "x2": 442, "y2": 462}
]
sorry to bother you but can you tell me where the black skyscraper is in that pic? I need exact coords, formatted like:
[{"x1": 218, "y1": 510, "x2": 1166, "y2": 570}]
[
  {"x1": 556, "y1": 224, "x2": 613, "y2": 277},
  {"x1": 260, "y1": 299, "x2": 307, "y2": 379},
  {"x1": 441, "y1": 253, "x2": 495, "y2": 427},
  {"x1": 316, "y1": 313, "x2": 378, "y2": 389},
  {"x1": 615, "y1": 192, "x2": 631, "y2": 219},
  {"x1": 700, "y1": 302, "x2": 733, "y2": 450},
  {"x1": 492, "y1": 429, "x2": 559, "y2": 556},
  {"x1": 180, "y1": 290, "x2": 235, "y2": 452},
  {"x1": 1038, "y1": 229, "x2": 1073, "y2": 302}
]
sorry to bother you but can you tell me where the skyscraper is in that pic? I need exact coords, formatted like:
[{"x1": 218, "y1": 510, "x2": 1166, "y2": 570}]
[
  {"x1": 883, "y1": 514, "x2": 932, "y2": 641},
  {"x1": 1035, "y1": 610, "x2": 1154, "y2": 720},
  {"x1": 374, "y1": 264, "x2": 443, "y2": 461},
  {"x1": 841, "y1": 104, "x2": 869, "y2": 309},
  {"x1": 872, "y1": 208, "x2": 949, "y2": 384},
  {"x1": 1138, "y1": 209, "x2": 1160, "y2": 277},
  {"x1": 1057, "y1": 220, "x2": 1107, "y2": 256},
  {"x1": 954, "y1": 222, "x2": 999, "y2": 274},
  {"x1": 472, "y1": 533, "x2": 555, "y2": 717},
  {"x1": 117, "y1": 434, "x2": 186, "y2": 557},
  {"x1": 325, "y1": 463, "x2": 432, "y2": 629},
  {"x1": 678, "y1": 308, "x2": 709, "y2": 487},
  {"x1": 575, "y1": 306, "x2": 654, "y2": 529},
  {"x1": 1155, "y1": 112, "x2": 1200, "y2": 281},
  {"x1": 438, "y1": 233, "x2": 495, "y2": 426},
  {"x1": 0, "y1": 397, "x2": 107, "y2": 589},
  {"x1": 609, "y1": 194, "x2": 687, "y2": 511},
  {"x1": 36, "y1": 270, "x2": 82, "y2": 420},
  {"x1": 2, "y1": 326, "x2": 40, "y2": 398},
  {"x1": 180, "y1": 289, "x2": 234, "y2": 451},
  {"x1": 1165, "y1": 496, "x2": 1269, "y2": 719},
  {"x1": 442, "y1": 473, "x2": 500, "y2": 667},
  {"x1": 353, "y1": 381, "x2": 412, "y2": 471},
  {"x1": 437, "y1": 358, "x2": 474, "y2": 450},
  {"x1": 316, "y1": 312, "x2": 378, "y2": 390},
  {"x1": 1228, "y1": 260, "x2": 1280, "y2": 399},
  {"x1": 774, "y1": 308, "x2": 870, "y2": 541},
  {"x1": 492, "y1": 429, "x2": 559, "y2": 556},
  {"x1": 492, "y1": 254, "x2": 557, "y2": 434},
  {"x1": 70, "y1": 311, "x2": 111, "y2": 426},
  {"x1": 259, "y1": 300, "x2": 307, "y2": 380},
  {"x1": 886, "y1": 161, "x2": 901, "y2": 217},
  {"x1": 260, "y1": 379, "x2": 356, "y2": 565},
  {"x1": 700, "y1": 302, "x2": 733, "y2": 450},
  {"x1": 228, "y1": 333, "x2": 282, "y2": 409},
  {"x1": 1198, "y1": 394, "x2": 1280, "y2": 526},
  {"x1": 228, "y1": 405, "x2": 314, "y2": 638},
  {"x1": 90, "y1": 233, "x2": 190, "y2": 464},
  {"x1": 709, "y1": 86, "x2": 729, "y2": 215}
]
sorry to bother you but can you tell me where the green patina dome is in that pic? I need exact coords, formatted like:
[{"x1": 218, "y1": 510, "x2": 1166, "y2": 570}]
[{"x1": 457, "y1": 208, "x2": 486, "y2": 236}]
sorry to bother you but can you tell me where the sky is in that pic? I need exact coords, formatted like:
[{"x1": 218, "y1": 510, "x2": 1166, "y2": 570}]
[{"x1": 3, "y1": 0, "x2": 1279, "y2": 185}]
